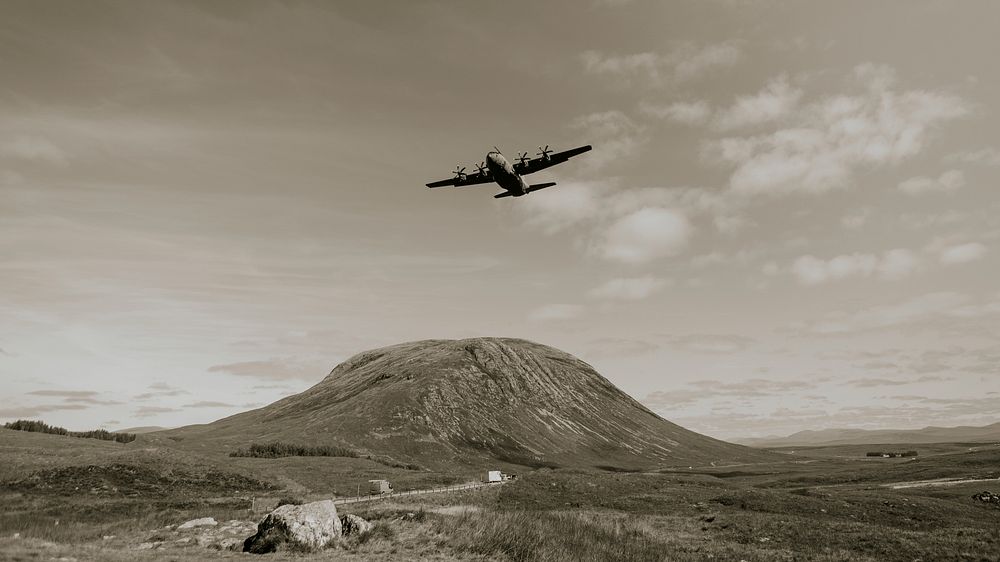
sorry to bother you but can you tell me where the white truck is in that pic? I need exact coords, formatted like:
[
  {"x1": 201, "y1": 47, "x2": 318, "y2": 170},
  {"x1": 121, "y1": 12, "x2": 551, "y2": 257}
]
[
  {"x1": 483, "y1": 470, "x2": 503, "y2": 483},
  {"x1": 368, "y1": 479, "x2": 393, "y2": 494}
]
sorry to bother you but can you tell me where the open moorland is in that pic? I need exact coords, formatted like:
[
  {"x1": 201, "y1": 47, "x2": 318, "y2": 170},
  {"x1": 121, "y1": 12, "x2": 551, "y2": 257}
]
[{"x1": 2, "y1": 427, "x2": 999, "y2": 562}]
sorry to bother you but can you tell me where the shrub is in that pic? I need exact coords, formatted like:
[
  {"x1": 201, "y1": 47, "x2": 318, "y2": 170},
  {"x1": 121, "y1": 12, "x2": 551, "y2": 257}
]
[
  {"x1": 275, "y1": 496, "x2": 304, "y2": 507},
  {"x1": 229, "y1": 442, "x2": 359, "y2": 459}
]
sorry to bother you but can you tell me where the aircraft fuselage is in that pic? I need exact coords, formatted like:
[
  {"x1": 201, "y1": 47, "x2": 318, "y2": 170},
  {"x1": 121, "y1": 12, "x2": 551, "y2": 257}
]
[{"x1": 486, "y1": 151, "x2": 528, "y2": 197}]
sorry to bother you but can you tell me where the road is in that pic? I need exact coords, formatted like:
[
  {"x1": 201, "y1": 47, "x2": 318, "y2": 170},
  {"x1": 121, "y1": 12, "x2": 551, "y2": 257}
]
[
  {"x1": 884, "y1": 476, "x2": 1000, "y2": 489},
  {"x1": 332, "y1": 480, "x2": 503, "y2": 505}
]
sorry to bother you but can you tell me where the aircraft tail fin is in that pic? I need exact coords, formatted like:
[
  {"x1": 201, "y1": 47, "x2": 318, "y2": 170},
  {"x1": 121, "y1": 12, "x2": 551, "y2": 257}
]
[{"x1": 526, "y1": 182, "x2": 556, "y2": 193}]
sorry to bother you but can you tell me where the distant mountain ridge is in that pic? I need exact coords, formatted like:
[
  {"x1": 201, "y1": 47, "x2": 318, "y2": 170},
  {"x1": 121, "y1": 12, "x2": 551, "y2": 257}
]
[
  {"x1": 165, "y1": 338, "x2": 774, "y2": 470},
  {"x1": 737, "y1": 422, "x2": 1000, "y2": 448},
  {"x1": 118, "y1": 426, "x2": 168, "y2": 434}
]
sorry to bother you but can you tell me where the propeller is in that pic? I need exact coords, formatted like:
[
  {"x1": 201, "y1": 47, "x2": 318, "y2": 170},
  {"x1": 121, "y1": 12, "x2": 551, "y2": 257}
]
[
  {"x1": 452, "y1": 166, "x2": 467, "y2": 179},
  {"x1": 517, "y1": 152, "x2": 531, "y2": 165},
  {"x1": 475, "y1": 161, "x2": 488, "y2": 175},
  {"x1": 536, "y1": 145, "x2": 552, "y2": 159}
]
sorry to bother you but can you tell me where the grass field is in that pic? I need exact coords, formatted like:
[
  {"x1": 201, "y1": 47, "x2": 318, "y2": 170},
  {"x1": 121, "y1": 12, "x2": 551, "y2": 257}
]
[{"x1": 1, "y1": 428, "x2": 998, "y2": 561}]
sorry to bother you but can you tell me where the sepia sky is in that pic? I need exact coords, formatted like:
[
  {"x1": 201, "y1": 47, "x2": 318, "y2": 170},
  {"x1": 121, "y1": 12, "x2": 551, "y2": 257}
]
[{"x1": 2, "y1": 1, "x2": 998, "y2": 439}]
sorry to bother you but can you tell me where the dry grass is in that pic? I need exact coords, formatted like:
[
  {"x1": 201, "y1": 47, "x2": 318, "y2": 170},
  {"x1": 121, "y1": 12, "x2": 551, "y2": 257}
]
[{"x1": 438, "y1": 509, "x2": 666, "y2": 562}]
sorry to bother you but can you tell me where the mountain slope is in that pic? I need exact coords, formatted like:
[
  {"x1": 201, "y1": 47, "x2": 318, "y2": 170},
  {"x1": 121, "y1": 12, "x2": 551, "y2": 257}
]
[
  {"x1": 738, "y1": 422, "x2": 1000, "y2": 448},
  {"x1": 167, "y1": 338, "x2": 770, "y2": 470}
]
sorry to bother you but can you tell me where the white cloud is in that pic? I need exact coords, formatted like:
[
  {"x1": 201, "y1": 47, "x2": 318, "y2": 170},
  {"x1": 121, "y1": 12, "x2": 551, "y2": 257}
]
[
  {"x1": 641, "y1": 75, "x2": 801, "y2": 131},
  {"x1": 581, "y1": 41, "x2": 742, "y2": 84},
  {"x1": 899, "y1": 210, "x2": 967, "y2": 229},
  {"x1": 762, "y1": 261, "x2": 781, "y2": 276},
  {"x1": 712, "y1": 213, "x2": 753, "y2": 234},
  {"x1": 569, "y1": 110, "x2": 645, "y2": 171},
  {"x1": 639, "y1": 100, "x2": 711, "y2": 125},
  {"x1": 792, "y1": 253, "x2": 877, "y2": 285},
  {"x1": 207, "y1": 358, "x2": 328, "y2": 380},
  {"x1": 674, "y1": 42, "x2": 743, "y2": 81},
  {"x1": 517, "y1": 180, "x2": 610, "y2": 234},
  {"x1": 807, "y1": 292, "x2": 969, "y2": 334},
  {"x1": 939, "y1": 242, "x2": 987, "y2": 265},
  {"x1": 802, "y1": 292, "x2": 1000, "y2": 335},
  {"x1": 898, "y1": 169, "x2": 965, "y2": 195},
  {"x1": 791, "y1": 249, "x2": 920, "y2": 285},
  {"x1": 945, "y1": 146, "x2": 1000, "y2": 166},
  {"x1": 712, "y1": 75, "x2": 803, "y2": 131},
  {"x1": 588, "y1": 276, "x2": 668, "y2": 300},
  {"x1": 581, "y1": 51, "x2": 661, "y2": 77},
  {"x1": 517, "y1": 183, "x2": 738, "y2": 264},
  {"x1": 665, "y1": 334, "x2": 755, "y2": 354},
  {"x1": 841, "y1": 207, "x2": 872, "y2": 229},
  {"x1": 1, "y1": 136, "x2": 68, "y2": 165},
  {"x1": 595, "y1": 207, "x2": 692, "y2": 264},
  {"x1": 528, "y1": 303, "x2": 584, "y2": 322},
  {"x1": 703, "y1": 63, "x2": 969, "y2": 195},
  {"x1": 877, "y1": 249, "x2": 921, "y2": 280}
]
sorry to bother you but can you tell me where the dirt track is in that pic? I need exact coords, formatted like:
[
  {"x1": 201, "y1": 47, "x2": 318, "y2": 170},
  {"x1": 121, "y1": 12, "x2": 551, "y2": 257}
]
[{"x1": 332, "y1": 481, "x2": 503, "y2": 505}]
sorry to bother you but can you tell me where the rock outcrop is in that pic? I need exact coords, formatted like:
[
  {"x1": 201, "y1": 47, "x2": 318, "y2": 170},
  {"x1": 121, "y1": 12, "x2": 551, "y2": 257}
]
[{"x1": 243, "y1": 499, "x2": 342, "y2": 553}]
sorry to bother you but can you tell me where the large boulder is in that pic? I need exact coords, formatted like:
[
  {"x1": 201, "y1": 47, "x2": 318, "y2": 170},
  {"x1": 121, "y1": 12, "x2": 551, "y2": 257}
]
[{"x1": 243, "y1": 500, "x2": 342, "y2": 553}]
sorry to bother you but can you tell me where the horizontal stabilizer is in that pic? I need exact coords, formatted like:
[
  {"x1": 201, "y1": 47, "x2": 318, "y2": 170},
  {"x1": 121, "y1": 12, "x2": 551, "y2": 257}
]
[
  {"x1": 526, "y1": 182, "x2": 556, "y2": 193},
  {"x1": 494, "y1": 191, "x2": 514, "y2": 199}
]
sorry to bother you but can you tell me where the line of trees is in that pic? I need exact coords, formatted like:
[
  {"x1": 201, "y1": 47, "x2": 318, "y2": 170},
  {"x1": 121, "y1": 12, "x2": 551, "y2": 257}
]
[
  {"x1": 3, "y1": 419, "x2": 136, "y2": 443},
  {"x1": 229, "y1": 441, "x2": 359, "y2": 458}
]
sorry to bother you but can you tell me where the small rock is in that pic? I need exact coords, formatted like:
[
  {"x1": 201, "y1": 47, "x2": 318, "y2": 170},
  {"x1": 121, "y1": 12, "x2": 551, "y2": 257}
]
[
  {"x1": 12, "y1": 533, "x2": 20, "y2": 539},
  {"x1": 972, "y1": 491, "x2": 1000, "y2": 503},
  {"x1": 341, "y1": 514, "x2": 373, "y2": 536},
  {"x1": 178, "y1": 517, "x2": 218, "y2": 530},
  {"x1": 137, "y1": 541, "x2": 163, "y2": 550},
  {"x1": 215, "y1": 537, "x2": 244, "y2": 551},
  {"x1": 102, "y1": 535, "x2": 115, "y2": 540}
]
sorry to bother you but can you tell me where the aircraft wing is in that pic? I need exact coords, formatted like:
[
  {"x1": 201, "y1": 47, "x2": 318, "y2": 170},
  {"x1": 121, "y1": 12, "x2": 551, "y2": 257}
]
[
  {"x1": 514, "y1": 145, "x2": 592, "y2": 175},
  {"x1": 426, "y1": 172, "x2": 493, "y2": 188}
]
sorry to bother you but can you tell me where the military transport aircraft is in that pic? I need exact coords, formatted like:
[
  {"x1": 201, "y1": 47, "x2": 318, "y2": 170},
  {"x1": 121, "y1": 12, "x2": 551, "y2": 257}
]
[{"x1": 425, "y1": 144, "x2": 592, "y2": 198}]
